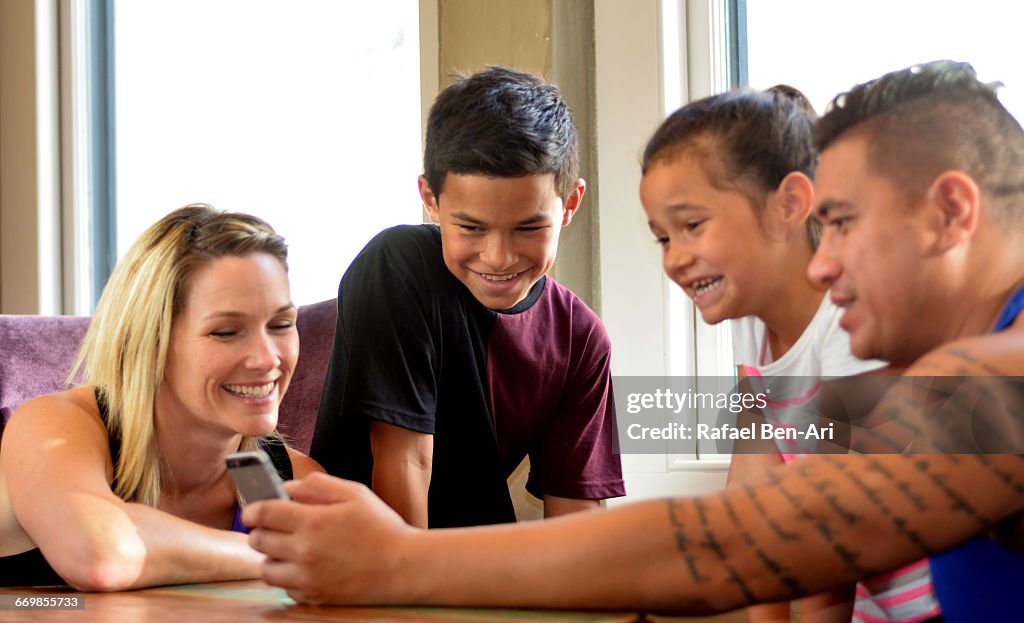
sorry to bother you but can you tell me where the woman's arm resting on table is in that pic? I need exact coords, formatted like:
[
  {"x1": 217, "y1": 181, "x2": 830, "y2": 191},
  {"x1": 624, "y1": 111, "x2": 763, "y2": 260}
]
[{"x1": 2, "y1": 392, "x2": 262, "y2": 591}]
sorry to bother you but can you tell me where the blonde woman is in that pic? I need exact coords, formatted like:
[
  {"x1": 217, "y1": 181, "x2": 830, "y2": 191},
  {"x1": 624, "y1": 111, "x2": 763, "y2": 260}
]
[{"x1": 0, "y1": 204, "x2": 321, "y2": 589}]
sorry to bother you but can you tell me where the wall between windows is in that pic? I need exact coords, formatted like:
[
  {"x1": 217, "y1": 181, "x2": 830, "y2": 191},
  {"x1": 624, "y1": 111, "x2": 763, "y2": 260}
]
[
  {"x1": 436, "y1": 0, "x2": 600, "y2": 313},
  {"x1": 0, "y1": 0, "x2": 61, "y2": 315}
]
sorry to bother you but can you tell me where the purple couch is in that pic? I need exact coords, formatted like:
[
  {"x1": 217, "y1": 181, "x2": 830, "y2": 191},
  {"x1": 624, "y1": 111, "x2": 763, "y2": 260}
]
[{"x1": 0, "y1": 298, "x2": 337, "y2": 453}]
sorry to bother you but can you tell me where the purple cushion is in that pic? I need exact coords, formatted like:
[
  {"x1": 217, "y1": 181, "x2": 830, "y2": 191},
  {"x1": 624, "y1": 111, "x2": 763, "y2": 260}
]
[
  {"x1": 0, "y1": 314, "x2": 91, "y2": 436},
  {"x1": 278, "y1": 298, "x2": 337, "y2": 453},
  {"x1": 0, "y1": 299, "x2": 337, "y2": 453}
]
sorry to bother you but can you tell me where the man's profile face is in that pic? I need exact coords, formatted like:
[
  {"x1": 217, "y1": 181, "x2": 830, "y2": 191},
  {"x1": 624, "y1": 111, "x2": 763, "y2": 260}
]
[{"x1": 808, "y1": 136, "x2": 945, "y2": 366}]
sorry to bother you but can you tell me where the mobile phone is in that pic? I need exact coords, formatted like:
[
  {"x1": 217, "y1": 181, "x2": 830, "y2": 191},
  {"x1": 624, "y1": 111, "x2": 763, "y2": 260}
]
[{"x1": 226, "y1": 450, "x2": 289, "y2": 504}]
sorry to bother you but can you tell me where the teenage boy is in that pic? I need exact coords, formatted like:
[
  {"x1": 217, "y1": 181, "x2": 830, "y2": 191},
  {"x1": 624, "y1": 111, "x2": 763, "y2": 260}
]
[
  {"x1": 249, "y1": 61, "x2": 1024, "y2": 619},
  {"x1": 310, "y1": 66, "x2": 625, "y2": 529}
]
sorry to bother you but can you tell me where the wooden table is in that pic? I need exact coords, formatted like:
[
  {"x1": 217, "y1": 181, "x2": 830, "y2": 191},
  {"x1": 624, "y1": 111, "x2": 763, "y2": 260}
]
[{"x1": 0, "y1": 580, "x2": 644, "y2": 622}]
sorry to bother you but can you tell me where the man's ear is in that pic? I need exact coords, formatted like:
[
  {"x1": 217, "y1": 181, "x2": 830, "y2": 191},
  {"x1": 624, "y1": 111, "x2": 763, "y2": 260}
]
[
  {"x1": 928, "y1": 170, "x2": 980, "y2": 251},
  {"x1": 561, "y1": 178, "x2": 586, "y2": 227},
  {"x1": 419, "y1": 175, "x2": 441, "y2": 223}
]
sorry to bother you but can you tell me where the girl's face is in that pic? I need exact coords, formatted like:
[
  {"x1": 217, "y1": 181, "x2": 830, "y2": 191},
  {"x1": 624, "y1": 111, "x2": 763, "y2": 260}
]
[
  {"x1": 159, "y1": 253, "x2": 298, "y2": 440},
  {"x1": 640, "y1": 154, "x2": 782, "y2": 325}
]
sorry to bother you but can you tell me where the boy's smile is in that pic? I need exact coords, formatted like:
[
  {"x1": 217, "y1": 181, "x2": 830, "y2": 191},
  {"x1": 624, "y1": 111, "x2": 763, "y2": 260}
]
[{"x1": 421, "y1": 172, "x2": 583, "y2": 310}]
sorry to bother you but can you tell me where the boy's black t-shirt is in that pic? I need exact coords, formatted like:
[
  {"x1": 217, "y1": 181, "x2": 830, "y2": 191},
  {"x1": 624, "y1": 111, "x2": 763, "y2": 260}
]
[{"x1": 311, "y1": 225, "x2": 624, "y2": 528}]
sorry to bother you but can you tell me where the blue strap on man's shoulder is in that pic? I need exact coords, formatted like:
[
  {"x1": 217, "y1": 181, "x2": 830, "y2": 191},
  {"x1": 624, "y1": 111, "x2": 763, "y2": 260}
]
[{"x1": 994, "y1": 284, "x2": 1024, "y2": 331}]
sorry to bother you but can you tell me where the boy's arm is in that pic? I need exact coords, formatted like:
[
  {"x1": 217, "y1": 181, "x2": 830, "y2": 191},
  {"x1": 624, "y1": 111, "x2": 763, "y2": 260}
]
[
  {"x1": 543, "y1": 495, "x2": 599, "y2": 518},
  {"x1": 370, "y1": 421, "x2": 433, "y2": 528},
  {"x1": 311, "y1": 227, "x2": 441, "y2": 486},
  {"x1": 530, "y1": 319, "x2": 624, "y2": 509}
]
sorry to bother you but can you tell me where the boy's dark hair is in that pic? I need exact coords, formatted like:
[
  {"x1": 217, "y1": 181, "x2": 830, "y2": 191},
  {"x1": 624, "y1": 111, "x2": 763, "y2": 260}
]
[
  {"x1": 642, "y1": 86, "x2": 820, "y2": 245},
  {"x1": 816, "y1": 60, "x2": 1024, "y2": 225},
  {"x1": 423, "y1": 66, "x2": 580, "y2": 200}
]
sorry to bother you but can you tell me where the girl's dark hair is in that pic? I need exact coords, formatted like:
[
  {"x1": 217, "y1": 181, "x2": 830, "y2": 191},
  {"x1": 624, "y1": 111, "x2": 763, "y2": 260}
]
[{"x1": 642, "y1": 86, "x2": 819, "y2": 244}]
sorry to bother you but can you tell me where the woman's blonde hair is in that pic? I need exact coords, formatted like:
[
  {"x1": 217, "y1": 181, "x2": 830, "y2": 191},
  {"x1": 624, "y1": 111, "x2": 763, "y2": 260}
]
[{"x1": 68, "y1": 204, "x2": 289, "y2": 506}]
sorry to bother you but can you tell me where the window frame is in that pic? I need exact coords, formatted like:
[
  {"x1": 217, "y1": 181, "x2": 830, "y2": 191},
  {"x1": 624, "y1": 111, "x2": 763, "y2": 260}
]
[{"x1": 594, "y1": 0, "x2": 744, "y2": 502}]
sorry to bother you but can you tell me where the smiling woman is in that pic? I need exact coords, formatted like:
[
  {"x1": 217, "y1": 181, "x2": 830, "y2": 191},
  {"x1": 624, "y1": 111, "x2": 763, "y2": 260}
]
[
  {"x1": 0, "y1": 204, "x2": 322, "y2": 590},
  {"x1": 160, "y1": 253, "x2": 298, "y2": 441}
]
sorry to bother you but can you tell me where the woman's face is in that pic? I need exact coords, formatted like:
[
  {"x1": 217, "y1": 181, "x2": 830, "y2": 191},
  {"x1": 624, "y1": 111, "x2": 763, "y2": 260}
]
[{"x1": 159, "y1": 253, "x2": 298, "y2": 439}]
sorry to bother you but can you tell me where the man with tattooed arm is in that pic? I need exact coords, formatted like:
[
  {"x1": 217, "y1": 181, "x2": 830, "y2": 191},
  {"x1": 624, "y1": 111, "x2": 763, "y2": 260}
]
[{"x1": 243, "y1": 61, "x2": 1024, "y2": 621}]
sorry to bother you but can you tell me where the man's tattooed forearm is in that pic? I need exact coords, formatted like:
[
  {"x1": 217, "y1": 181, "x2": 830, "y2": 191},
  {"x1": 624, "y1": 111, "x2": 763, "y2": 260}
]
[
  {"x1": 666, "y1": 498, "x2": 709, "y2": 584},
  {"x1": 913, "y1": 458, "x2": 989, "y2": 527},
  {"x1": 694, "y1": 498, "x2": 725, "y2": 559},
  {"x1": 666, "y1": 498, "x2": 757, "y2": 602},
  {"x1": 948, "y1": 349, "x2": 1008, "y2": 376},
  {"x1": 743, "y1": 482, "x2": 799, "y2": 541},
  {"x1": 825, "y1": 456, "x2": 934, "y2": 557},
  {"x1": 722, "y1": 495, "x2": 757, "y2": 547},
  {"x1": 762, "y1": 460, "x2": 868, "y2": 577},
  {"x1": 895, "y1": 480, "x2": 928, "y2": 511},
  {"x1": 975, "y1": 455, "x2": 1024, "y2": 498},
  {"x1": 693, "y1": 498, "x2": 757, "y2": 603},
  {"x1": 721, "y1": 493, "x2": 805, "y2": 595},
  {"x1": 807, "y1": 469, "x2": 861, "y2": 524}
]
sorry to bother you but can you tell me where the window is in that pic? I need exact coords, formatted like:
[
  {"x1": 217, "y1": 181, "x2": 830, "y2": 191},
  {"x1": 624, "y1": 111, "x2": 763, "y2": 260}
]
[
  {"x1": 675, "y1": 0, "x2": 1024, "y2": 465},
  {"x1": 684, "y1": 0, "x2": 1024, "y2": 462},
  {"x1": 594, "y1": 1, "x2": 742, "y2": 504},
  {"x1": 745, "y1": 0, "x2": 1023, "y2": 120},
  {"x1": 112, "y1": 0, "x2": 423, "y2": 306}
]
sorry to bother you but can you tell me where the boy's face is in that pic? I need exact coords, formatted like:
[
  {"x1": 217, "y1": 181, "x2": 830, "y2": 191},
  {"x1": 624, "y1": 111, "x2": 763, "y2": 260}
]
[{"x1": 421, "y1": 173, "x2": 583, "y2": 310}]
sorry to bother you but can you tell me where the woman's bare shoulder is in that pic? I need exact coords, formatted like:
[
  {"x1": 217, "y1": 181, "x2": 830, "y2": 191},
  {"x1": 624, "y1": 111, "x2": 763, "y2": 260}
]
[
  {"x1": 285, "y1": 447, "x2": 325, "y2": 479},
  {"x1": 6, "y1": 386, "x2": 106, "y2": 440}
]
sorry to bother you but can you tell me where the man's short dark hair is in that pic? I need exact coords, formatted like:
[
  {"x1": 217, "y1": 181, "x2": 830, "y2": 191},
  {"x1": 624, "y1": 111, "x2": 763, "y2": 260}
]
[
  {"x1": 816, "y1": 60, "x2": 1024, "y2": 225},
  {"x1": 423, "y1": 66, "x2": 579, "y2": 200}
]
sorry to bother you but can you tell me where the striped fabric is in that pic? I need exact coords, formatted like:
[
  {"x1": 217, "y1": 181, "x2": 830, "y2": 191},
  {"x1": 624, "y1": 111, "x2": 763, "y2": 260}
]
[
  {"x1": 743, "y1": 367, "x2": 943, "y2": 623},
  {"x1": 853, "y1": 559, "x2": 942, "y2": 623},
  {"x1": 733, "y1": 300, "x2": 940, "y2": 622}
]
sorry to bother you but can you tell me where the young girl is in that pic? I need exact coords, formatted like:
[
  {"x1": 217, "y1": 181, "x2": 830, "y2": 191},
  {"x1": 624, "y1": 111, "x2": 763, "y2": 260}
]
[{"x1": 638, "y1": 87, "x2": 941, "y2": 623}]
